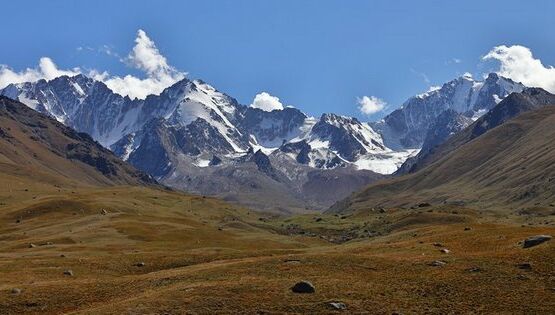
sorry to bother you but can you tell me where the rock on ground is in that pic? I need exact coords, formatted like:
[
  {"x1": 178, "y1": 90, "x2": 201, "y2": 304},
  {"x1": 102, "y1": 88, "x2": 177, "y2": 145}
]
[
  {"x1": 329, "y1": 302, "x2": 347, "y2": 310},
  {"x1": 523, "y1": 235, "x2": 552, "y2": 248},
  {"x1": 291, "y1": 281, "x2": 315, "y2": 293},
  {"x1": 428, "y1": 260, "x2": 447, "y2": 267}
]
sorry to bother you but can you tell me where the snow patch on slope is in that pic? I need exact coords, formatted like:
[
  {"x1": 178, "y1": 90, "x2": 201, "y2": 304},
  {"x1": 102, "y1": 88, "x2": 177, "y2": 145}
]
[{"x1": 353, "y1": 149, "x2": 419, "y2": 174}]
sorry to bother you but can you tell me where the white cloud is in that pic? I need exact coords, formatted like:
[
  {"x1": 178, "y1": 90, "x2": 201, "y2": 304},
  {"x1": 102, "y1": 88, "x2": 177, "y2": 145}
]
[
  {"x1": 0, "y1": 29, "x2": 185, "y2": 100},
  {"x1": 357, "y1": 96, "x2": 386, "y2": 115},
  {"x1": 250, "y1": 92, "x2": 285, "y2": 111},
  {"x1": 0, "y1": 57, "x2": 80, "y2": 89},
  {"x1": 484, "y1": 45, "x2": 555, "y2": 93},
  {"x1": 453, "y1": 58, "x2": 462, "y2": 64},
  {"x1": 101, "y1": 29, "x2": 185, "y2": 99}
]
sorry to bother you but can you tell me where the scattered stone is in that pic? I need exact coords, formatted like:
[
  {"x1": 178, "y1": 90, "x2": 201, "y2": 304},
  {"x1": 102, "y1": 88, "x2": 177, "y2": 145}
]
[
  {"x1": 45, "y1": 241, "x2": 53, "y2": 246},
  {"x1": 440, "y1": 248, "x2": 450, "y2": 254},
  {"x1": 60, "y1": 254, "x2": 66, "y2": 258},
  {"x1": 523, "y1": 235, "x2": 552, "y2": 248},
  {"x1": 516, "y1": 263, "x2": 532, "y2": 270},
  {"x1": 418, "y1": 202, "x2": 431, "y2": 208},
  {"x1": 328, "y1": 302, "x2": 347, "y2": 310},
  {"x1": 466, "y1": 267, "x2": 482, "y2": 273},
  {"x1": 63, "y1": 269, "x2": 74, "y2": 276},
  {"x1": 136, "y1": 262, "x2": 145, "y2": 267},
  {"x1": 432, "y1": 242, "x2": 443, "y2": 247},
  {"x1": 28, "y1": 243, "x2": 36, "y2": 248},
  {"x1": 516, "y1": 274, "x2": 529, "y2": 281},
  {"x1": 11, "y1": 288, "x2": 21, "y2": 295},
  {"x1": 291, "y1": 281, "x2": 315, "y2": 293},
  {"x1": 16, "y1": 219, "x2": 21, "y2": 223},
  {"x1": 464, "y1": 227, "x2": 471, "y2": 231},
  {"x1": 315, "y1": 217, "x2": 323, "y2": 222},
  {"x1": 101, "y1": 209, "x2": 108, "y2": 215},
  {"x1": 428, "y1": 260, "x2": 447, "y2": 267}
]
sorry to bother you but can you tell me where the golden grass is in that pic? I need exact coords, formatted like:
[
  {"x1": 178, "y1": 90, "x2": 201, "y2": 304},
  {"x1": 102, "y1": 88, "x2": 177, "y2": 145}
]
[{"x1": 0, "y1": 184, "x2": 553, "y2": 313}]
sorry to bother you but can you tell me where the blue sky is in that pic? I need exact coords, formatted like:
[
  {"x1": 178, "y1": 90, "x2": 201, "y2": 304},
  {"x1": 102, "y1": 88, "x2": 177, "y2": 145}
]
[{"x1": 1, "y1": 0, "x2": 555, "y2": 120}]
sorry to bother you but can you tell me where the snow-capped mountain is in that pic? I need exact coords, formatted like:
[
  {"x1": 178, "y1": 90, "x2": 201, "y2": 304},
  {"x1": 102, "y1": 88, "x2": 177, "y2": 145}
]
[
  {"x1": 1, "y1": 72, "x2": 524, "y2": 179},
  {"x1": 395, "y1": 87, "x2": 555, "y2": 177},
  {"x1": 238, "y1": 106, "x2": 309, "y2": 148},
  {"x1": 0, "y1": 73, "x2": 404, "y2": 211},
  {"x1": 1, "y1": 75, "x2": 248, "y2": 151},
  {"x1": 0, "y1": 72, "x2": 529, "y2": 212},
  {"x1": 2, "y1": 74, "x2": 409, "y2": 175},
  {"x1": 2, "y1": 74, "x2": 137, "y2": 146},
  {"x1": 273, "y1": 113, "x2": 416, "y2": 173},
  {"x1": 373, "y1": 73, "x2": 525, "y2": 149}
]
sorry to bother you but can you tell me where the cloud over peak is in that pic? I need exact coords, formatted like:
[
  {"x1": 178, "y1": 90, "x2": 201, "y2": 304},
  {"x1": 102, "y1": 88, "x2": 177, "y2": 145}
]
[
  {"x1": 97, "y1": 29, "x2": 186, "y2": 99},
  {"x1": 484, "y1": 45, "x2": 555, "y2": 93},
  {"x1": 0, "y1": 57, "x2": 80, "y2": 89},
  {"x1": 0, "y1": 29, "x2": 185, "y2": 100},
  {"x1": 250, "y1": 92, "x2": 285, "y2": 111},
  {"x1": 357, "y1": 95, "x2": 386, "y2": 115}
]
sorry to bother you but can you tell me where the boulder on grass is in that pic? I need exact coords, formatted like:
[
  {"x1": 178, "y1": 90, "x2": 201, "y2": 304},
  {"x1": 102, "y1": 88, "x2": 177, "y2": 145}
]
[
  {"x1": 291, "y1": 281, "x2": 315, "y2": 293},
  {"x1": 522, "y1": 235, "x2": 552, "y2": 248}
]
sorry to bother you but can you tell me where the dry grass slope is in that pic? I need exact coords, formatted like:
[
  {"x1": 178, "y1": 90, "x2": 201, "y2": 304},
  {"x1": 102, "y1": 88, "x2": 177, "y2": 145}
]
[
  {"x1": 330, "y1": 106, "x2": 555, "y2": 214},
  {"x1": 0, "y1": 96, "x2": 155, "y2": 187},
  {"x1": 0, "y1": 182, "x2": 553, "y2": 313}
]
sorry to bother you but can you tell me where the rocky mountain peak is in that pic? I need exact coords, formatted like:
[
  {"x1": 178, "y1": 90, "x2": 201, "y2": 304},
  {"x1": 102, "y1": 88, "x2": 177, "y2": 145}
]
[{"x1": 373, "y1": 72, "x2": 525, "y2": 149}]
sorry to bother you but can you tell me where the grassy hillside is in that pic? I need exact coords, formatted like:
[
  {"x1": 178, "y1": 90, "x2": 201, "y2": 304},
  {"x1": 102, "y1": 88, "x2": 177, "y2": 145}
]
[
  {"x1": 330, "y1": 106, "x2": 555, "y2": 214},
  {"x1": 0, "y1": 96, "x2": 155, "y2": 188},
  {"x1": 0, "y1": 181, "x2": 553, "y2": 313},
  {"x1": 400, "y1": 88, "x2": 555, "y2": 175}
]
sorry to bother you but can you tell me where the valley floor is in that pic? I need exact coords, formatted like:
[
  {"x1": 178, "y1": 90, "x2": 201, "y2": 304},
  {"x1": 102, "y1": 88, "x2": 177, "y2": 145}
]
[{"x1": 0, "y1": 186, "x2": 554, "y2": 314}]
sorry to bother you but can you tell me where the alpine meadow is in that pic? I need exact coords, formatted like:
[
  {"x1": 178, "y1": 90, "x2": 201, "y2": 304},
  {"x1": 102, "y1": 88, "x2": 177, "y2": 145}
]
[{"x1": 0, "y1": 1, "x2": 554, "y2": 314}]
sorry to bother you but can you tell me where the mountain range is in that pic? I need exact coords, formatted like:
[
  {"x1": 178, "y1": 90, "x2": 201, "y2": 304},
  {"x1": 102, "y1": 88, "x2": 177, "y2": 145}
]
[
  {"x1": 329, "y1": 87, "x2": 555, "y2": 214},
  {"x1": 0, "y1": 72, "x2": 527, "y2": 212}
]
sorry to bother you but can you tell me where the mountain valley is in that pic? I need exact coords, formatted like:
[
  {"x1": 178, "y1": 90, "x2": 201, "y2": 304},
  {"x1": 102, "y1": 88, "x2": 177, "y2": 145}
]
[
  {"x1": 0, "y1": 77, "x2": 553, "y2": 314},
  {"x1": 0, "y1": 72, "x2": 527, "y2": 212}
]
